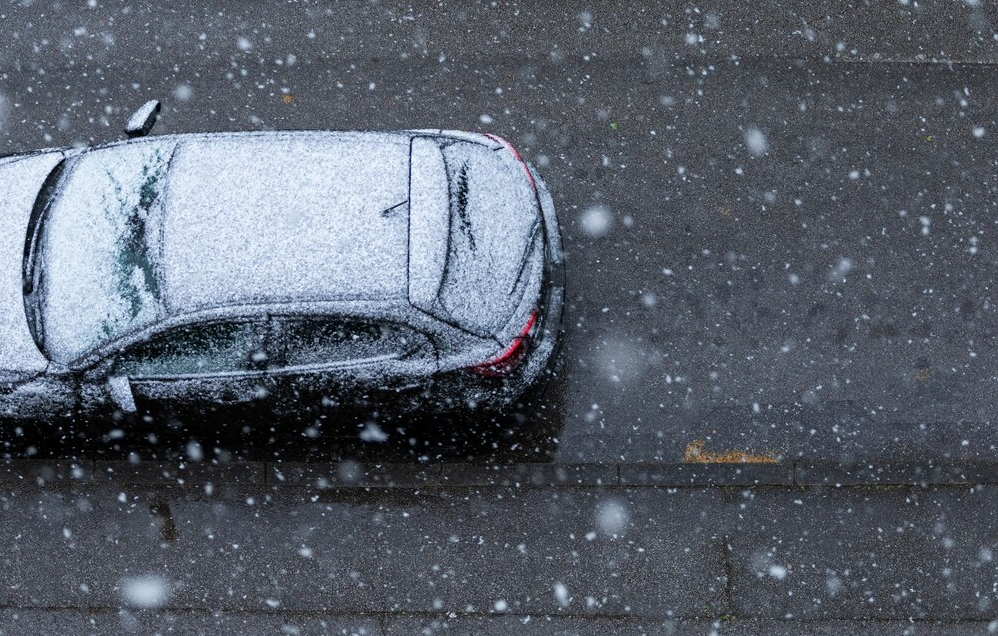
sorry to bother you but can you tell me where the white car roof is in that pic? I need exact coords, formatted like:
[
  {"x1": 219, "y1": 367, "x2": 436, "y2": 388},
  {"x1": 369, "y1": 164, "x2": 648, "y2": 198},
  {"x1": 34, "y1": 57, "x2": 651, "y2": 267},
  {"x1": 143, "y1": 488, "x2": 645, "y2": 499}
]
[{"x1": 161, "y1": 132, "x2": 412, "y2": 313}]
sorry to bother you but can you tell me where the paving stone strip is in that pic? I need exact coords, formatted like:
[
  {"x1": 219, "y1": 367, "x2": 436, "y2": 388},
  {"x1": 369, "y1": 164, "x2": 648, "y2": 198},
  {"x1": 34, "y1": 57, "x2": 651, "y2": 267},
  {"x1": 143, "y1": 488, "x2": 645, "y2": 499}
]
[
  {"x1": 0, "y1": 473, "x2": 994, "y2": 623},
  {"x1": 4, "y1": 460, "x2": 998, "y2": 489}
]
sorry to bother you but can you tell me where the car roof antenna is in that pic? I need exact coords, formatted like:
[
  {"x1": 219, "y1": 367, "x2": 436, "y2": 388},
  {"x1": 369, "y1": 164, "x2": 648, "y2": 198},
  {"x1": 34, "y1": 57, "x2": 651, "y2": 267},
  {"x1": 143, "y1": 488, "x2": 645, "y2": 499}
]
[{"x1": 124, "y1": 100, "x2": 162, "y2": 138}]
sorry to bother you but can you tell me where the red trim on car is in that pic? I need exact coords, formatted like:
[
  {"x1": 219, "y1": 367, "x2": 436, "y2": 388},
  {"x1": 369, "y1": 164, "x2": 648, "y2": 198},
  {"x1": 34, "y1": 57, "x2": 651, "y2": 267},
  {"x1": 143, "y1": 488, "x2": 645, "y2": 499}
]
[
  {"x1": 482, "y1": 133, "x2": 537, "y2": 193},
  {"x1": 466, "y1": 310, "x2": 538, "y2": 377}
]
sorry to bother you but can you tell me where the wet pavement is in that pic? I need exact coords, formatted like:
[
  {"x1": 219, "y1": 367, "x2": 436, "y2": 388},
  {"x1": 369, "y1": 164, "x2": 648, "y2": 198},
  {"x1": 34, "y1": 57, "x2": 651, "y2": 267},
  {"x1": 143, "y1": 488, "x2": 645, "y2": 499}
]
[
  {"x1": 1, "y1": 460, "x2": 998, "y2": 634},
  {"x1": 3, "y1": 1, "x2": 998, "y2": 633}
]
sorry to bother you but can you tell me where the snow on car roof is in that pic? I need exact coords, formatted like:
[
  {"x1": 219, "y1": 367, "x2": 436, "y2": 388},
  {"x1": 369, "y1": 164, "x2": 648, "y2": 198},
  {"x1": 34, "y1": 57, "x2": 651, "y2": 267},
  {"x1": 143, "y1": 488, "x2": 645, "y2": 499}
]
[
  {"x1": 36, "y1": 129, "x2": 534, "y2": 364},
  {"x1": 160, "y1": 132, "x2": 411, "y2": 313}
]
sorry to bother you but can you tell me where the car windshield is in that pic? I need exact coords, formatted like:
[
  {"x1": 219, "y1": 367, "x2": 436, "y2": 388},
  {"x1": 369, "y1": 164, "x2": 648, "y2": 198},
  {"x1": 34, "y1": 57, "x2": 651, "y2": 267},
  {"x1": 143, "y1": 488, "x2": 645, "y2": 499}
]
[{"x1": 32, "y1": 140, "x2": 177, "y2": 363}]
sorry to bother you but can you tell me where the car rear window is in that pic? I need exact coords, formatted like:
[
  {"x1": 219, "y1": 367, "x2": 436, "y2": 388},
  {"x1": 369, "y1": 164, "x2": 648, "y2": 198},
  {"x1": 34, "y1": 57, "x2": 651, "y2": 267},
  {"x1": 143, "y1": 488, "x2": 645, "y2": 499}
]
[
  {"x1": 438, "y1": 141, "x2": 539, "y2": 336},
  {"x1": 273, "y1": 318, "x2": 426, "y2": 370}
]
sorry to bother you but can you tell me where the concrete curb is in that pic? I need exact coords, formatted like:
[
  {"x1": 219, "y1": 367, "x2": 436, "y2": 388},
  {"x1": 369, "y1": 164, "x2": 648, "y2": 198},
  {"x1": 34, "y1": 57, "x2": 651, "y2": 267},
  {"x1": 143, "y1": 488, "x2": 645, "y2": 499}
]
[{"x1": 0, "y1": 610, "x2": 995, "y2": 636}]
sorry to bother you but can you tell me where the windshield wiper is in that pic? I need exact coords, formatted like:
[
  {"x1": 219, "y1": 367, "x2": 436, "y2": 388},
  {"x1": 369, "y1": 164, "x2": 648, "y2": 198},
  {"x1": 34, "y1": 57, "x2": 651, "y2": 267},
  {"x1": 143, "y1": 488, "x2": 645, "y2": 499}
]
[{"x1": 22, "y1": 157, "x2": 68, "y2": 351}]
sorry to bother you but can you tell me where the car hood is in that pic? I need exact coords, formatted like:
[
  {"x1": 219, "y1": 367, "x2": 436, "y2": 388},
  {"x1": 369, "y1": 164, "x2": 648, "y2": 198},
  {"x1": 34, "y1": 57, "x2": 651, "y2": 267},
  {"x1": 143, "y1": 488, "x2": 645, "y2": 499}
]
[{"x1": 0, "y1": 152, "x2": 62, "y2": 377}]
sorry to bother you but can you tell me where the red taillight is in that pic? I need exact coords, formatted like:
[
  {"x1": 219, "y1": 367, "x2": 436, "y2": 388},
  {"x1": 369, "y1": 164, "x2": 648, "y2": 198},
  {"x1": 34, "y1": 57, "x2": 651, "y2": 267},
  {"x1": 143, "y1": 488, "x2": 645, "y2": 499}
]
[
  {"x1": 482, "y1": 133, "x2": 537, "y2": 193},
  {"x1": 466, "y1": 310, "x2": 538, "y2": 377}
]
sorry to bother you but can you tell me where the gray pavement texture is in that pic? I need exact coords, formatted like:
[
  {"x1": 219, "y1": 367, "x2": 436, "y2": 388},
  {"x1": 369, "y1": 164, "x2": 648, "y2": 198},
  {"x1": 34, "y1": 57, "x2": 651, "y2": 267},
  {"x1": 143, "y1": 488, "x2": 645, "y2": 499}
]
[
  {"x1": 13, "y1": 459, "x2": 998, "y2": 489},
  {"x1": 1, "y1": 473, "x2": 998, "y2": 632},
  {"x1": 4, "y1": 0, "x2": 998, "y2": 633}
]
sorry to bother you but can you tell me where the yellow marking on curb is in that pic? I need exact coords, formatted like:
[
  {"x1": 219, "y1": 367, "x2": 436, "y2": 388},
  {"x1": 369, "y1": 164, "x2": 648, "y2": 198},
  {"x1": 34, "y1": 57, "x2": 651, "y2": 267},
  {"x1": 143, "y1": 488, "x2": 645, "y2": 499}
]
[{"x1": 683, "y1": 439, "x2": 779, "y2": 464}]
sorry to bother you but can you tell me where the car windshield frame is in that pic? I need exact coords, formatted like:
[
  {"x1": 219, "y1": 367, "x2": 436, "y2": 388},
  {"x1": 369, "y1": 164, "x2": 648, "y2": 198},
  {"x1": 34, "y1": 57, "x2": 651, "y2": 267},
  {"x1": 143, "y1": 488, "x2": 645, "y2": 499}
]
[{"x1": 22, "y1": 155, "x2": 71, "y2": 356}]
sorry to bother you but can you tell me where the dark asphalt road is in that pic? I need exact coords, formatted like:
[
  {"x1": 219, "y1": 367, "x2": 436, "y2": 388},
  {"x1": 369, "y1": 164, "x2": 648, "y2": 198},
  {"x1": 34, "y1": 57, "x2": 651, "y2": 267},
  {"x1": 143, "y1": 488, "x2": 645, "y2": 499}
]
[
  {"x1": 6, "y1": 1, "x2": 998, "y2": 465},
  {"x1": 4, "y1": 1, "x2": 998, "y2": 633}
]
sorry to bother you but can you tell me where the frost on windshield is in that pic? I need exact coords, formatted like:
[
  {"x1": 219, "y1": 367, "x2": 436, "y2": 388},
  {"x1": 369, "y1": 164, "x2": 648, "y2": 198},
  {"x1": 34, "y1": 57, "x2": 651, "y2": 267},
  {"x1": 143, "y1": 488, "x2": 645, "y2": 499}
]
[
  {"x1": 108, "y1": 155, "x2": 164, "y2": 319},
  {"x1": 40, "y1": 141, "x2": 175, "y2": 363}
]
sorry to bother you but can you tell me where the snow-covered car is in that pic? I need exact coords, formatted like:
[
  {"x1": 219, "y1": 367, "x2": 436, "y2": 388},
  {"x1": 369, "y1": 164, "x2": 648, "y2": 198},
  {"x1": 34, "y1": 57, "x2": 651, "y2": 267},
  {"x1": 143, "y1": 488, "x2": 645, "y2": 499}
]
[{"x1": 0, "y1": 121, "x2": 564, "y2": 425}]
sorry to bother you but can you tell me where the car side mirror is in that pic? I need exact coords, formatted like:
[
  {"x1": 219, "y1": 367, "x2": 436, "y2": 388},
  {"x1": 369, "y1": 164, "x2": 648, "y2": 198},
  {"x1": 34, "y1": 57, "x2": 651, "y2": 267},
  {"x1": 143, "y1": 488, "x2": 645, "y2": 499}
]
[
  {"x1": 124, "y1": 99, "x2": 161, "y2": 138},
  {"x1": 107, "y1": 375, "x2": 137, "y2": 414}
]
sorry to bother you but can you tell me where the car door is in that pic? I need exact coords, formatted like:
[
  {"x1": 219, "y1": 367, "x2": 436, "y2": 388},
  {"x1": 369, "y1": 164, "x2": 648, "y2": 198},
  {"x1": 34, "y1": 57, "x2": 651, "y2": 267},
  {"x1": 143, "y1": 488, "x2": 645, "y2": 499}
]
[
  {"x1": 267, "y1": 316, "x2": 436, "y2": 422},
  {"x1": 0, "y1": 372, "x2": 77, "y2": 423},
  {"x1": 106, "y1": 319, "x2": 272, "y2": 421}
]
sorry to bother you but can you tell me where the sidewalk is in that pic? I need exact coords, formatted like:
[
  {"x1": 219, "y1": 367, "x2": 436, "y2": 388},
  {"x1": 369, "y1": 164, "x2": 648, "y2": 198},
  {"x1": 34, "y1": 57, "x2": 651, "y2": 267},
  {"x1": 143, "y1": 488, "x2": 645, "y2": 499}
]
[{"x1": 0, "y1": 459, "x2": 995, "y2": 632}]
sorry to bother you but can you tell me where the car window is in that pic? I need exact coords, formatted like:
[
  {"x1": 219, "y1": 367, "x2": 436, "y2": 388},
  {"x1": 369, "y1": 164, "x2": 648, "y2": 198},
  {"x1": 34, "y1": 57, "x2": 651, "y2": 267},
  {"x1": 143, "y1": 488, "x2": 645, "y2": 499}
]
[
  {"x1": 437, "y1": 140, "x2": 539, "y2": 336},
  {"x1": 274, "y1": 318, "x2": 425, "y2": 370},
  {"x1": 114, "y1": 321, "x2": 266, "y2": 378}
]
